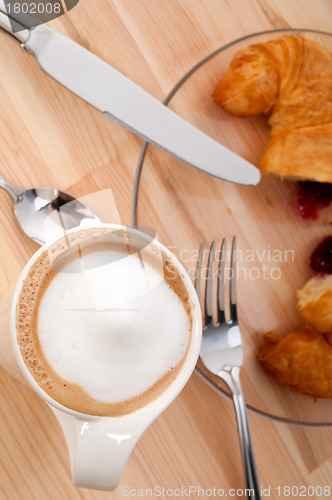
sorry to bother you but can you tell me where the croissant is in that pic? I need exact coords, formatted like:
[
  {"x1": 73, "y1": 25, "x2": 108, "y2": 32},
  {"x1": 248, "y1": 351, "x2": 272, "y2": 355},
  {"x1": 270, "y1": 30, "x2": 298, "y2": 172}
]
[
  {"x1": 213, "y1": 36, "x2": 332, "y2": 183},
  {"x1": 257, "y1": 329, "x2": 332, "y2": 398},
  {"x1": 297, "y1": 274, "x2": 332, "y2": 333}
]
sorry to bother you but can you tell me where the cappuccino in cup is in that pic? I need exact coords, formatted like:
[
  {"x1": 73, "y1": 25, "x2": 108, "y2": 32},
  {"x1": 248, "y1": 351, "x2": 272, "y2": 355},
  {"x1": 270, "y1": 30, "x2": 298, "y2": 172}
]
[{"x1": 15, "y1": 227, "x2": 193, "y2": 417}]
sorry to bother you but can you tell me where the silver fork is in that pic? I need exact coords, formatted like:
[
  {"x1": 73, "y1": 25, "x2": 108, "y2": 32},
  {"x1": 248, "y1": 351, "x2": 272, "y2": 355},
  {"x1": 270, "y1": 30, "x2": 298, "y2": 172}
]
[{"x1": 195, "y1": 237, "x2": 261, "y2": 499}]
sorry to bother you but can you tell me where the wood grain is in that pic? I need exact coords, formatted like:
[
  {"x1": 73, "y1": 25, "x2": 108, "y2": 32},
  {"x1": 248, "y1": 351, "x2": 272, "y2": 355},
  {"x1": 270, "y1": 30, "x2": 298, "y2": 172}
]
[
  {"x1": 0, "y1": 0, "x2": 332, "y2": 498},
  {"x1": 136, "y1": 28, "x2": 332, "y2": 424}
]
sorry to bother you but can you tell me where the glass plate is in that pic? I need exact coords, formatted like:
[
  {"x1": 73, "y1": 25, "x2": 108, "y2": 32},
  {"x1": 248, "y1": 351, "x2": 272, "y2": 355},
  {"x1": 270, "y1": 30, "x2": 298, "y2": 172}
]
[{"x1": 133, "y1": 29, "x2": 332, "y2": 426}]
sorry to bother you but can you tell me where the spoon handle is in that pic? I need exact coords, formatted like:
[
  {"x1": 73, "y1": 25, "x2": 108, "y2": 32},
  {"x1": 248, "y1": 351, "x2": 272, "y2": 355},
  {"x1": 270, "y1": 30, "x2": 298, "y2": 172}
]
[{"x1": 0, "y1": 177, "x2": 22, "y2": 202}]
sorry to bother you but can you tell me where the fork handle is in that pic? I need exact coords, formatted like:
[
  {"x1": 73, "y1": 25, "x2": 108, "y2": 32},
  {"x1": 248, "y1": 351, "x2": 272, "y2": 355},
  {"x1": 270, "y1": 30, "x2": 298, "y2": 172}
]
[{"x1": 220, "y1": 367, "x2": 261, "y2": 499}]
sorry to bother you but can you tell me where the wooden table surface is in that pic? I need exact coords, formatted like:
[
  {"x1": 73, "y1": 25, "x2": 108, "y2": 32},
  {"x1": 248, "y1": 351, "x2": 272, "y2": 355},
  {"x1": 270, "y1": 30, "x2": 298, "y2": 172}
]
[{"x1": 1, "y1": 1, "x2": 332, "y2": 498}]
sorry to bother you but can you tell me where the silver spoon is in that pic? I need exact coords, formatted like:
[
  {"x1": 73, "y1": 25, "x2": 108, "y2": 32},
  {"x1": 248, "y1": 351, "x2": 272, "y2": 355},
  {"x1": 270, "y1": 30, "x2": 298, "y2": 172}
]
[{"x1": 0, "y1": 176, "x2": 99, "y2": 246}]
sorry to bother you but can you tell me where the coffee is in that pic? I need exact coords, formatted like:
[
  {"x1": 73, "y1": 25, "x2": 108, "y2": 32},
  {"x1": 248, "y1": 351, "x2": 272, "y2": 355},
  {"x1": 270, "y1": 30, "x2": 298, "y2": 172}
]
[{"x1": 16, "y1": 228, "x2": 193, "y2": 417}]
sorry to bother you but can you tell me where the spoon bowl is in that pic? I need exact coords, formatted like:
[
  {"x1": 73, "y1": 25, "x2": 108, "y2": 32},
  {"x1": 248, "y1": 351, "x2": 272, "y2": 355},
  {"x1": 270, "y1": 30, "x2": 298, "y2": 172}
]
[{"x1": 0, "y1": 177, "x2": 99, "y2": 246}]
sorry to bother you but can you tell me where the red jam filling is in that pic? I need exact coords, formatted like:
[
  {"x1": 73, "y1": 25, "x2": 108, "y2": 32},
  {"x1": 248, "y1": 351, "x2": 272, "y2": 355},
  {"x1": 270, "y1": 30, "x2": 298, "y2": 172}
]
[
  {"x1": 295, "y1": 181, "x2": 332, "y2": 219},
  {"x1": 310, "y1": 236, "x2": 332, "y2": 275}
]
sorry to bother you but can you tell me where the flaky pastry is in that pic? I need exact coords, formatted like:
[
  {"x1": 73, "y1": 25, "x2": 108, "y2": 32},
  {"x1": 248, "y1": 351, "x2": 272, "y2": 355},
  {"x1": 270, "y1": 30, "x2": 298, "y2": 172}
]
[
  {"x1": 257, "y1": 329, "x2": 332, "y2": 398},
  {"x1": 297, "y1": 274, "x2": 332, "y2": 333},
  {"x1": 213, "y1": 36, "x2": 332, "y2": 183}
]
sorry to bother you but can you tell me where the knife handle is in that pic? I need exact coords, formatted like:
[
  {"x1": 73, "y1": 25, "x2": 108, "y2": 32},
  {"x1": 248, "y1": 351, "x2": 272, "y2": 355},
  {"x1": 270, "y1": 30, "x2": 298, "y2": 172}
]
[{"x1": 0, "y1": 4, "x2": 30, "y2": 43}]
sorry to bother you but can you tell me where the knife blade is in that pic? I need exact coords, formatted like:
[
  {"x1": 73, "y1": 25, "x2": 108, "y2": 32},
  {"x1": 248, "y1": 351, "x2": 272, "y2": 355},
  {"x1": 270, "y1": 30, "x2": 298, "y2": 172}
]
[{"x1": 0, "y1": 7, "x2": 260, "y2": 185}]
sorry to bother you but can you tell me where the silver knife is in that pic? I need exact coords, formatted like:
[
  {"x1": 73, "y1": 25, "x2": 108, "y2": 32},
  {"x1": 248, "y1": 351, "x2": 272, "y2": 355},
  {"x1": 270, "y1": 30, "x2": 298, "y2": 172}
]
[{"x1": 0, "y1": 6, "x2": 260, "y2": 185}]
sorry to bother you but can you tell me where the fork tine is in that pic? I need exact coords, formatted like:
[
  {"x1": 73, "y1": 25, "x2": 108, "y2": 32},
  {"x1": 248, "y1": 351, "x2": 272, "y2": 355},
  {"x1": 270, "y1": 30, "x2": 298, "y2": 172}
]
[
  {"x1": 230, "y1": 236, "x2": 238, "y2": 323},
  {"x1": 217, "y1": 238, "x2": 226, "y2": 324},
  {"x1": 205, "y1": 240, "x2": 215, "y2": 325},
  {"x1": 195, "y1": 242, "x2": 204, "y2": 300}
]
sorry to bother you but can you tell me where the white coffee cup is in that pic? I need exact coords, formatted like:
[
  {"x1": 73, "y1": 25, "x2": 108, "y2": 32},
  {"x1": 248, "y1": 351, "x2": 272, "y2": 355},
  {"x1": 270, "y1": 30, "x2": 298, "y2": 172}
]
[{"x1": 0, "y1": 223, "x2": 202, "y2": 491}]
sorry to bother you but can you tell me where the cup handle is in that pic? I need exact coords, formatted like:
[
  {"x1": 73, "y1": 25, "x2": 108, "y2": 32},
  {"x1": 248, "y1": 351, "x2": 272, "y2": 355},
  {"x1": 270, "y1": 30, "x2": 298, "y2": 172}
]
[{"x1": 49, "y1": 406, "x2": 148, "y2": 491}]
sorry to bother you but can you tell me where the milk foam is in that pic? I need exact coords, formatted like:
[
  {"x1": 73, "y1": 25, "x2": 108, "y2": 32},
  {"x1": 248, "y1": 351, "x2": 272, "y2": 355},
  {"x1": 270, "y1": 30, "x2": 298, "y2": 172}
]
[{"x1": 37, "y1": 250, "x2": 190, "y2": 404}]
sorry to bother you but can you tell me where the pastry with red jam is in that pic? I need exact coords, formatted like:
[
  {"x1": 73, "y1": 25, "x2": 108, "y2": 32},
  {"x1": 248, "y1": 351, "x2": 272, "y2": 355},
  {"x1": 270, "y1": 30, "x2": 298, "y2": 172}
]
[
  {"x1": 258, "y1": 236, "x2": 332, "y2": 398},
  {"x1": 297, "y1": 236, "x2": 332, "y2": 333}
]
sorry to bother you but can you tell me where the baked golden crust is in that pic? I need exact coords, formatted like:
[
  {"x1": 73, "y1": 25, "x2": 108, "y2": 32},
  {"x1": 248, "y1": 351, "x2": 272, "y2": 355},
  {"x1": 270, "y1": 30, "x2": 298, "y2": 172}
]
[
  {"x1": 260, "y1": 124, "x2": 332, "y2": 182},
  {"x1": 257, "y1": 329, "x2": 332, "y2": 398},
  {"x1": 213, "y1": 35, "x2": 332, "y2": 183},
  {"x1": 297, "y1": 274, "x2": 332, "y2": 333},
  {"x1": 212, "y1": 45, "x2": 279, "y2": 116}
]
